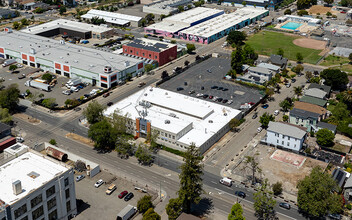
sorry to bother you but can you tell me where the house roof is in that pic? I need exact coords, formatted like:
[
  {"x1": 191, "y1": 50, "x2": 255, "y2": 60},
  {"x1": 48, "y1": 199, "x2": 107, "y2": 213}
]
[
  {"x1": 304, "y1": 88, "x2": 327, "y2": 99},
  {"x1": 294, "y1": 101, "x2": 327, "y2": 116},
  {"x1": 317, "y1": 121, "x2": 337, "y2": 133},
  {"x1": 257, "y1": 63, "x2": 281, "y2": 72},
  {"x1": 270, "y1": 54, "x2": 288, "y2": 66},
  {"x1": 0, "y1": 122, "x2": 11, "y2": 134},
  {"x1": 345, "y1": 176, "x2": 352, "y2": 189},
  {"x1": 177, "y1": 213, "x2": 200, "y2": 220},
  {"x1": 332, "y1": 168, "x2": 348, "y2": 188},
  {"x1": 248, "y1": 66, "x2": 273, "y2": 75},
  {"x1": 308, "y1": 83, "x2": 331, "y2": 94},
  {"x1": 299, "y1": 96, "x2": 327, "y2": 107},
  {"x1": 267, "y1": 121, "x2": 307, "y2": 139},
  {"x1": 290, "y1": 108, "x2": 320, "y2": 120}
]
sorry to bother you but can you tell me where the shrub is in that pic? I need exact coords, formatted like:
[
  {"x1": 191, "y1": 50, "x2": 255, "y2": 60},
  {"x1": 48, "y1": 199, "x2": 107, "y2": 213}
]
[
  {"x1": 49, "y1": 139, "x2": 57, "y2": 145},
  {"x1": 272, "y1": 182, "x2": 283, "y2": 195}
]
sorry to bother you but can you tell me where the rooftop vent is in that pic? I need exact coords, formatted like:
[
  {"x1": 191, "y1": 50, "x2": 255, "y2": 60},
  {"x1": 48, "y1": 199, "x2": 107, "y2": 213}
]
[
  {"x1": 104, "y1": 66, "x2": 112, "y2": 73},
  {"x1": 12, "y1": 180, "x2": 22, "y2": 196},
  {"x1": 30, "y1": 48, "x2": 36, "y2": 54},
  {"x1": 73, "y1": 60, "x2": 78, "y2": 63},
  {"x1": 165, "y1": 120, "x2": 170, "y2": 124},
  {"x1": 124, "y1": 61, "x2": 130, "y2": 67},
  {"x1": 208, "y1": 120, "x2": 213, "y2": 123},
  {"x1": 27, "y1": 171, "x2": 40, "y2": 179},
  {"x1": 67, "y1": 53, "x2": 70, "y2": 55}
]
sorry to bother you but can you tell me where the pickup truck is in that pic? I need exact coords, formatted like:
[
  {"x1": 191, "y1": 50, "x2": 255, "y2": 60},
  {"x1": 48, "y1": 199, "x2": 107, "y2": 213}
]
[
  {"x1": 106, "y1": 184, "x2": 116, "y2": 195},
  {"x1": 138, "y1": 82, "x2": 146, "y2": 88}
]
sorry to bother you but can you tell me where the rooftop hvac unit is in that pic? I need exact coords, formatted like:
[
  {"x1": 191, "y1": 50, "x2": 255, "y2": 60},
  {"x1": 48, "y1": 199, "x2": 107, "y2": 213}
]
[
  {"x1": 12, "y1": 180, "x2": 22, "y2": 195},
  {"x1": 30, "y1": 48, "x2": 36, "y2": 54},
  {"x1": 104, "y1": 66, "x2": 112, "y2": 73},
  {"x1": 165, "y1": 120, "x2": 170, "y2": 124}
]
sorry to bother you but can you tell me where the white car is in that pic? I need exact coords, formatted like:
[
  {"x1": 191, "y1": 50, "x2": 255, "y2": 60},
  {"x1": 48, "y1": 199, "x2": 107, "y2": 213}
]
[
  {"x1": 274, "y1": 110, "x2": 279, "y2": 116},
  {"x1": 227, "y1": 100, "x2": 233, "y2": 105},
  {"x1": 94, "y1": 179, "x2": 104, "y2": 188},
  {"x1": 196, "y1": 93, "x2": 203, "y2": 97},
  {"x1": 257, "y1": 127, "x2": 263, "y2": 133},
  {"x1": 16, "y1": 137, "x2": 24, "y2": 143}
]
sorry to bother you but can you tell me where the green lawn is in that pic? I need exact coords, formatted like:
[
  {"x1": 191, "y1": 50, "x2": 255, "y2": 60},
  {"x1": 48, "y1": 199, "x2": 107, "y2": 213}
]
[
  {"x1": 320, "y1": 55, "x2": 350, "y2": 66},
  {"x1": 246, "y1": 31, "x2": 323, "y2": 64},
  {"x1": 335, "y1": 64, "x2": 352, "y2": 74}
]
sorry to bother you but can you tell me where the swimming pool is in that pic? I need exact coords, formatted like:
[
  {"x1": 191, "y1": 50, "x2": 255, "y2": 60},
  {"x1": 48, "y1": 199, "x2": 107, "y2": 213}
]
[{"x1": 281, "y1": 22, "x2": 303, "y2": 30}]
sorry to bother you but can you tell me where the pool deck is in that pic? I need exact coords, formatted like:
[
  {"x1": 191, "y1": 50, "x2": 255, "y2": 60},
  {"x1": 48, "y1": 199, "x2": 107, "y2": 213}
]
[{"x1": 275, "y1": 20, "x2": 318, "y2": 33}]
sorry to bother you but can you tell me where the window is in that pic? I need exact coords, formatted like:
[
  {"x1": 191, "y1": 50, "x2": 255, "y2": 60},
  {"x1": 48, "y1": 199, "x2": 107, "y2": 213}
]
[
  {"x1": 142, "y1": 53, "x2": 145, "y2": 56},
  {"x1": 48, "y1": 210, "x2": 57, "y2": 220},
  {"x1": 277, "y1": 140, "x2": 279, "y2": 143},
  {"x1": 275, "y1": 133, "x2": 279, "y2": 137},
  {"x1": 32, "y1": 205, "x2": 44, "y2": 220},
  {"x1": 125, "y1": 49, "x2": 127, "y2": 52},
  {"x1": 14, "y1": 204, "x2": 27, "y2": 219},
  {"x1": 66, "y1": 200, "x2": 71, "y2": 212},
  {"x1": 100, "y1": 76, "x2": 107, "y2": 82},
  {"x1": 31, "y1": 194, "x2": 43, "y2": 208},
  {"x1": 169, "y1": 134, "x2": 171, "y2": 138},
  {"x1": 155, "y1": 56, "x2": 157, "y2": 59},
  {"x1": 64, "y1": 178, "x2": 69, "y2": 187},
  {"x1": 101, "y1": 83, "x2": 107, "y2": 88},
  {"x1": 65, "y1": 188, "x2": 70, "y2": 199},
  {"x1": 282, "y1": 135, "x2": 285, "y2": 138},
  {"x1": 287, "y1": 142, "x2": 290, "y2": 146},
  {"x1": 46, "y1": 186, "x2": 55, "y2": 198},
  {"x1": 282, "y1": 141, "x2": 284, "y2": 145},
  {"x1": 288, "y1": 137, "x2": 290, "y2": 140},
  {"x1": 136, "y1": 52, "x2": 139, "y2": 55},
  {"x1": 172, "y1": 136, "x2": 175, "y2": 139},
  {"x1": 20, "y1": 216, "x2": 28, "y2": 220},
  {"x1": 149, "y1": 54, "x2": 151, "y2": 58},
  {"x1": 47, "y1": 197, "x2": 56, "y2": 211}
]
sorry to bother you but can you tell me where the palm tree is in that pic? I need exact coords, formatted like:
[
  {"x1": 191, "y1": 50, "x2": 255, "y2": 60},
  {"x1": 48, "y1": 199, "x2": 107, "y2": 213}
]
[
  {"x1": 293, "y1": 86, "x2": 303, "y2": 97},
  {"x1": 342, "y1": 90, "x2": 352, "y2": 103}
]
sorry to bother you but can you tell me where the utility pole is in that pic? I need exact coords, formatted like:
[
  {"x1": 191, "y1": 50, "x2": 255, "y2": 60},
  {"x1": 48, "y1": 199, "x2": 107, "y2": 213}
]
[{"x1": 159, "y1": 181, "x2": 162, "y2": 202}]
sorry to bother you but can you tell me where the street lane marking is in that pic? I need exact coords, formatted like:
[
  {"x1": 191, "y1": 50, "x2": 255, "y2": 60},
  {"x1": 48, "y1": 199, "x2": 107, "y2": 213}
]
[{"x1": 211, "y1": 181, "x2": 218, "y2": 185}]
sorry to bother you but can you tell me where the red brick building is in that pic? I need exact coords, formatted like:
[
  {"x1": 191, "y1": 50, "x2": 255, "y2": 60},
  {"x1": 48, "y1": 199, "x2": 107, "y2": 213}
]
[{"x1": 122, "y1": 38, "x2": 177, "y2": 66}]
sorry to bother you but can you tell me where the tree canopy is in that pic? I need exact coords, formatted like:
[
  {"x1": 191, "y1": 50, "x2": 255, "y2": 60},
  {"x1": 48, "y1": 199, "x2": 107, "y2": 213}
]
[
  {"x1": 254, "y1": 179, "x2": 276, "y2": 219},
  {"x1": 83, "y1": 100, "x2": 105, "y2": 124},
  {"x1": 166, "y1": 198, "x2": 182, "y2": 220},
  {"x1": 42, "y1": 73, "x2": 53, "y2": 83},
  {"x1": 0, "y1": 84, "x2": 20, "y2": 113},
  {"x1": 142, "y1": 208, "x2": 160, "y2": 220},
  {"x1": 297, "y1": 167, "x2": 342, "y2": 217},
  {"x1": 320, "y1": 69, "x2": 348, "y2": 91},
  {"x1": 227, "y1": 31, "x2": 247, "y2": 46},
  {"x1": 279, "y1": 98, "x2": 293, "y2": 112},
  {"x1": 0, "y1": 108, "x2": 12, "y2": 124},
  {"x1": 316, "y1": 128, "x2": 335, "y2": 147},
  {"x1": 228, "y1": 203, "x2": 245, "y2": 220},
  {"x1": 186, "y1": 44, "x2": 196, "y2": 53},
  {"x1": 137, "y1": 195, "x2": 154, "y2": 213},
  {"x1": 259, "y1": 112, "x2": 275, "y2": 128},
  {"x1": 88, "y1": 119, "x2": 116, "y2": 150}
]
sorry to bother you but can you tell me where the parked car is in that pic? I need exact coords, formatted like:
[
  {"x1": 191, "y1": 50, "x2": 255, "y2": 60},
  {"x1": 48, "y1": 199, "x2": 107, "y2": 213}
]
[
  {"x1": 106, "y1": 184, "x2": 117, "y2": 195},
  {"x1": 18, "y1": 74, "x2": 26, "y2": 79},
  {"x1": 217, "y1": 98, "x2": 223, "y2": 102},
  {"x1": 124, "y1": 192, "x2": 134, "y2": 201},
  {"x1": 227, "y1": 100, "x2": 233, "y2": 105},
  {"x1": 211, "y1": 86, "x2": 218, "y2": 89},
  {"x1": 291, "y1": 78, "x2": 296, "y2": 83},
  {"x1": 257, "y1": 127, "x2": 263, "y2": 133},
  {"x1": 203, "y1": 94, "x2": 209, "y2": 98},
  {"x1": 118, "y1": 190, "x2": 128, "y2": 199},
  {"x1": 222, "y1": 99, "x2": 228, "y2": 103},
  {"x1": 176, "y1": 87, "x2": 184, "y2": 91},
  {"x1": 262, "y1": 104, "x2": 269, "y2": 109},
  {"x1": 222, "y1": 88, "x2": 228, "y2": 91},
  {"x1": 279, "y1": 202, "x2": 291, "y2": 210},
  {"x1": 138, "y1": 82, "x2": 146, "y2": 88},
  {"x1": 189, "y1": 90, "x2": 195, "y2": 94},
  {"x1": 103, "y1": 92, "x2": 110, "y2": 98},
  {"x1": 107, "y1": 102, "x2": 113, "y2": 106},
  {"x1": 328, "y1": 214, "x2": 341, "y2": 220},
  {"x1": 196, "y1": 93, "x2": 203, "y2": 97},
  {"x1": 286, "y1": 83, "x2": 291, "y2": 88},
  {"x1": 252, "y1": 112, "x2": 258, "y2": 119},
  {"x1": 217, "y1": 87, "x2": 223, "y2": 90},
  {"x1": 209, "y1": 95, "x2": 214, "y2": 99},
  {"x1": 248, "y1": 102, "x2": 255, "y2": 105},
  {"x1": 274, "y1": 110, "x2": 279, "y2": 116},
  {"x1": 94, "y1": 179, "x2": 104, "y2": 188},
  {"x1": 235, "y1": 191, "x2": 246, "y2": 198},
  {"x1": 75, "y1": 175, "x2": 85, "y2": 182},
  {"x1": 16, "y1": 137, "x2": 24, "y2": 143}
]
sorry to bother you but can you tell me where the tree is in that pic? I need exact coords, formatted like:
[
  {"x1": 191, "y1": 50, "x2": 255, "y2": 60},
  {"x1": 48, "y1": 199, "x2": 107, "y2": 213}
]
[
  {"x1": 324, "y1": 0, "x2": 333, "y2": 5},
  {"x1": 297, "y1": 167, "x2": 342, "y2": 217},
  {"x1": 320, "y1": 69, "x2": 348, "y2": 91},
  {"x1": 254, "y1": 179, "x2": 277, "y2": 219},
  {"x1": 178, "y1": 5, "x2": 184, "y2": 12},
  {"x1": 135, "y1": 145, "x2": 153, "y2": 165},
  {"x1": 243, "y1": 155, "x2": 262, "y2": 185},
  {"x1": 229, "y1": 118, "x2": 240, "y2": 131},
  {"x1": 294, "y1": 64, "x2": 304, "y2": 74},
  {"x1": 9, "y1": 64, "x2": 17, "y2": 73},
  {"x1": 59, "y1": 6, "x2": 67, "y2": 15},
  {"x1": 305, "y1": 71, "x2": 313, "y2": 80},
  {"x1": 160, "y1": 14, "x2": 166, "y2": 20},
  {"x1": 33, "y1": 7, "x2": 44, "y2": 14},
  {"x1": 145, "y1": 13, "x2": 155, "y2": 24},
  {"x1": 178, "y1": 144, "x2": 204, "y2": 213},
  {"x1": 140, "y1": 18, "x2": 147, "y2": 27},
  {"x1": 349, "y1": 53, "x2": 352, "y2": 63},
  {"x1": 227, "y1": 30, "x2": 246, "y2": 46},
  {"x1": 41, "y1": 73, "x2": 53, "y2": 83},
  {"x1": 12, "y1": 21, "x2": 20, "y2": 29},
  {"x1": 272, "y1": 182, "x2": 283, "y2": 196},
  {"x1": 20, "y1": 18, "x2": 29, "y2": 25},
  {"x1": 265, "y1": 88, "x2": 274, "y2": 100},
  {"x1": 259, "y1": 112, "x2": 275, "y2": 128},
  {"x1": 88, "y1": 119, "x2": 116, "y2": 150},
  {"x1": 161, "y1": 70, "x2": 169, "y2": 80},
  {"x1": 166, "y1": 198, "x2": 182, "y2": 220},
  {"x1": 0, "y1": 84, "x2": 19, "y2": 112},
  {"x1": 284, "y1": 9, "x2": 291, "y2": 15},
  {"x1": 297, "y1": 9, "x2": 309, "y2": 16},
  {"x1": 279, "y1": 98, "x2": 293, "y2": 112},
  {"x1": 231, "y1": 46, "x2": 244, "y2": 74},
  {"x1": 228, "y1": 203, "x2": 245, "y2": 220},
  {"x1": 293, "y1": 86, "x2": 303, "y2": 97},
  {"x1": 42, "y1": 98, "x2": 56, "y2": 108},
  {"x1": 145, "y1": 64, "x2": 153, "y2": 73},
  {"x1": 137, "y1": 195, "x2": 153, "y2": 213},
  {"x1": 296, "y1": 52, "x2": 303, "y2": 63},
  {"x1": 184, "y1": 60, "x2": 190, "y2": 66},
  {"x1": 316, "y1": 128, "x2": 335, "y2": 147},
  {"x1": 326, "y1": 11, "x2": 332, "y2": 17},
  {"x1": 0, "y1": 108, "x2": 12, "y2": 124},
  {"x1": 282, "y1": 115, "x2": 289, "y2": 122},
  {"x1": 49, "y1": 139, "x2": 57, "y2": 145},
  {"x1": 83, "y1": 100, "x2": 105, "y2": 124},
  {"x1": 242, "y1": 1, "x2": 247, "y2": 6},
  {"x1": 242, "y1": 44, "x2": 258, "y2": 65},
  {"x1": 277, "y1": 48, "x2": 284, "y2": 56},
  {"x1": 90, "y1": 16, "x2": 105, "y2": 25},
  {"x1": 143, "y1": 208, "x2": 160, "y2": 220},
  {"x1": 14, "y1": 10, "x2": 20, "y2": 17},
  {"x1": 147, "y1": 129, "x2": 159, "y2": 150},
  {"x1": 186, "y1": 44, "x2": 196, "y2": 53}
]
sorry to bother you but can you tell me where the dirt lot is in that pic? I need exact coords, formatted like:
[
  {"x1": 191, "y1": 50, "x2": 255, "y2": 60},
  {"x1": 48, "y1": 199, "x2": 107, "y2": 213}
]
[
  {"x1": 308, "y1": 5, "x2": 332, "y2": 15},
  {"x1": 293, "y1": 38, "x2": 327, "y2": 50},
  {"x1": 243, "y1": 146, "x2": 327, "y2": 195}
]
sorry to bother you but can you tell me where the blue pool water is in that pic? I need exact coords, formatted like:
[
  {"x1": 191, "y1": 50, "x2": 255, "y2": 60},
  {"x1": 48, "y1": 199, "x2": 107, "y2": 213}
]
[{"x1": 281, "y1": 22, "x2": 303, "y2": 30}]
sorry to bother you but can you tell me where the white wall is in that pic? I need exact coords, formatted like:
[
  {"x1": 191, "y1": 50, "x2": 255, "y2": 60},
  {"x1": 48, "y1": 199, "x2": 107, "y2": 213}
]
[{"x1": 266, "y1": 131, "x2": 304, "y2": 151}]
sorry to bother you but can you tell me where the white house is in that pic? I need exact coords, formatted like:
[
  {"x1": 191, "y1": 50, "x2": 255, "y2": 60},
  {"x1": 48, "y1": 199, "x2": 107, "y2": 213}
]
[{"x1": 264, "y1": 121, "x2": 307, "y2": 151}]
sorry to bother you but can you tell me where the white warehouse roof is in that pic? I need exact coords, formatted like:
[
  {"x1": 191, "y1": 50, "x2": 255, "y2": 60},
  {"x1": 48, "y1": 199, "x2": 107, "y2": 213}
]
[
  {"x1": 0, "y1": 152, "x2": 69, "y2": 205},
  {"x1": 0, "y1": 30, "x2": 142, "y2": 74},
  {"x1": 104, "y1": 87, "x2": 241, "y2": 147},
  {"x1": 21, "y1": 19, "x2": 113, "y2": 35},
  {"x1": 81, "y1": 9, "x2": 142, "y2": 25}
]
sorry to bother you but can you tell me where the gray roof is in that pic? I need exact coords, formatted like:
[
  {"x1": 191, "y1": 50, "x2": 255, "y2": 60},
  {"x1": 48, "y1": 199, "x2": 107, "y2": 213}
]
[
  {"x1": 270, "y1": 54, "x2": 288, "y2": 66},
  {"x1": 126, "y1": 38, "x2": 174, "y2": 53},
  {"x1": 332, "y1": 168, "x2": 347, "y2": 188},
  {"x1": 267, "y1": 121, "x2": 306, "y2": 139},
  {"x1": 345, "y1": 176, "x2": 352, "y2": 189},
  {"x1": 0, "y1": 9, "x2": 15, "y2": 17},
  {"x1": 317, "y1": 121, "x2": 337, "y2": 133},
  {"x1": 248, "y1": 66, "x2": 273, "y2": 75},
  {"x1": 304, "y1": 88, "x2": 327, "y2": 99},
  {"x1": 300, "y1": 96, "x2": 327, "y2": 107},
  {"x1": 257, "y1": 63, "x2": 281, "y2": 71},
  {"x1": 308, "y1": 83, "x2": 331, "y2": 94},
  {"x1": 0, "y1": 122, "x2": 11, "y2": 133},
  {"x1": 290, "y1": 108, "x2": 320, "y2": 120}
]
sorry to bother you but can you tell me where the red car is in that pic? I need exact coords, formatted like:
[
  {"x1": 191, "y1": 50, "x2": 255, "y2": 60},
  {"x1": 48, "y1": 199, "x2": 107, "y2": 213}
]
[
  {"x1": 118, "y1": 191, "x2": 128, "y2": 199},
  {"x1": 248, "y1": 102, "x2": 255, "y2": 105}
]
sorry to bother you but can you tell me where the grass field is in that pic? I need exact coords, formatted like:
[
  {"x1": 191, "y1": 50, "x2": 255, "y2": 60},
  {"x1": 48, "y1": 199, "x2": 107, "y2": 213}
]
[
  {"x1": 246, "y1": 31, "x2": 323, "y2": 64},
  {"x1": 320, "y1": 55, "x2": 350, "y2": 66}
]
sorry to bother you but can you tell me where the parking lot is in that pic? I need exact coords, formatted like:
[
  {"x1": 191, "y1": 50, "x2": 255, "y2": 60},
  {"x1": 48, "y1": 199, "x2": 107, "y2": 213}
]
[
  {"x1": 159, "y1": 57, "x2": 264, "y2": 109},
  {"x1": 74, "y1": 171, "x2": 156, "y2": 220},
  {"x1": 0, "y1": 65, "x2": 99, "y2": 107}
]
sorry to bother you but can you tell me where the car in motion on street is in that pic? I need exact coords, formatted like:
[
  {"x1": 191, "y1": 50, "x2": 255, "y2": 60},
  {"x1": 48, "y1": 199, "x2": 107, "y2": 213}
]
[
  {"x1": 279, "y1": 202, "x2": 291, "y2": 210},
  {"x1": 235, "y1": 191, "x2": 246, "y2": 198},
  {"x1": 75, "y1": 175, "x2": 85, "y2": 182},
  {"x1": 94, "y1": 179, "x2": 104, "y2": 188},
  {"x1": 252, "y1": 112, "x2": 258, "y2": 119}
]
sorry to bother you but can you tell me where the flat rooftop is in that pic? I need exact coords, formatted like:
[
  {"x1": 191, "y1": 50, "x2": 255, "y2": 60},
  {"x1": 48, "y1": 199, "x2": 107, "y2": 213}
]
[
  {"x1": 0, "y1": 152, "x2": 68, "y2": 205},
  {"x1": 180, "y1": 8, "x2": 268, "y2": 38},
  {"x1": 125, "y1": 38, "x2": 176, "y2": 52},
  {"x1": 144, "y1": 0, "x2": 191, "y2": 9},
  {"x1": 104, "y1": 87, "x2": 241, "y2": 147},
  {"x1": 81, "y1": 9, "x2": 142, "y2": 25},
  {"x1": 0, "y1": 30, "x2": 141, "y2": 74},
  {"x1": 21, "y1": 19, "x2": 113, "y2": 35}
]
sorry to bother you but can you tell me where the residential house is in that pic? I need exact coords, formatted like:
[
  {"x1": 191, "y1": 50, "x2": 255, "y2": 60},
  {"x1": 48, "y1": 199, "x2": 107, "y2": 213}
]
[
  {"x1": 264, "y1": 121, "x2": 307, "y2": 151},
  {"x1": 0, "y1": 9, "x2": 16, "y2": 19},
  {"x1": 289, "y1": 108, "x2": 320, "y2": 132},
  {"x1": 299, "y1": 95, "x2": 327, "y2": 107},
  {"x1": 316, "y1": 121, "x2": 337, "y2": 134},
  {"x1": 293, "y1": 101, "x2": 327, "y2": 120},
  {"x1": 332, "y1": 168, "x2": 349, "y2": 189},
  {"x1": 257, "y1": 63, "x2": 281, "y2": 73},
  {"x1": 344, "y1": 176, "x2": 352, "y2": 201},
  {"x1": 237, "y1": 66, "x2": 273, "y2": 85},
  {"x1": 304, "y1": 88, "x2": 327, "y2": 100},
  {"x1": 269, "y1": 54, "x2": 288, "y2": 69},
  {"x1": 308, "y1": 83, "x2": 331, "y2": 98}
]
